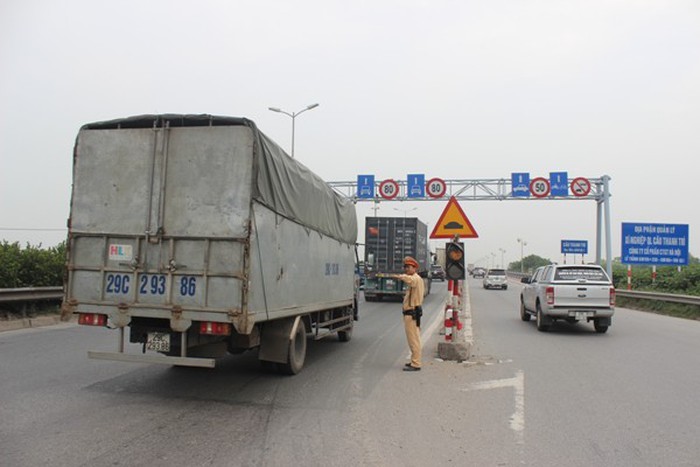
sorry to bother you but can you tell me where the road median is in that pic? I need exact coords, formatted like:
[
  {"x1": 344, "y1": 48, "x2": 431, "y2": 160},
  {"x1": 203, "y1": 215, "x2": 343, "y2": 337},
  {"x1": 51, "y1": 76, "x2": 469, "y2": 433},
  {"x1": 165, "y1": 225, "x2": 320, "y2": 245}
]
[{"x1": 437, "y1": 280, "x2": 473, "y2": 361}]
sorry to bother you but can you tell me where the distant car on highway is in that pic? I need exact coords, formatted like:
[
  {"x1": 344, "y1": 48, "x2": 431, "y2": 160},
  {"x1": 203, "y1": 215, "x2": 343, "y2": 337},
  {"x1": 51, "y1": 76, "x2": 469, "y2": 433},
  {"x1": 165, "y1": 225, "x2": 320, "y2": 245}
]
[
  {"x1": 430, "y1": 264, "x2": 446, "y2": 281},
  {"x1": 472, "y1": 267, "x2": 486, "y2": 278},
  {"x1": 483, "y1": 268, "x2": 508, "y2": 290}
]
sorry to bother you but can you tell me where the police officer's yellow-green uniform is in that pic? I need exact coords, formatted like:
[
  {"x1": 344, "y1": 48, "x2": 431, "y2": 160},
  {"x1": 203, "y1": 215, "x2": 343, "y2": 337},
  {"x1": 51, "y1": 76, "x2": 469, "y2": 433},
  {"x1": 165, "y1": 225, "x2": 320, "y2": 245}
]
[{"x1": 394, "y1": 256, "x2": 424, "y2": 371}]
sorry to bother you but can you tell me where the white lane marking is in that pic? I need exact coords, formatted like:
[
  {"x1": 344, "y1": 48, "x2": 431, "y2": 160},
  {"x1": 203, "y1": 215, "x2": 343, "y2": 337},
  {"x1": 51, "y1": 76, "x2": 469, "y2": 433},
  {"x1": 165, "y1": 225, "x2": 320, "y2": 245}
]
[
  {"x1": 421, "y1": 303, "x2": 445, "y2": 341},
  {"x1": 402, "y1": 298, "x2": 453, "y2": 360},
  {"x1": 461, "y1": 371, "x2": 525, "y2": 444}
]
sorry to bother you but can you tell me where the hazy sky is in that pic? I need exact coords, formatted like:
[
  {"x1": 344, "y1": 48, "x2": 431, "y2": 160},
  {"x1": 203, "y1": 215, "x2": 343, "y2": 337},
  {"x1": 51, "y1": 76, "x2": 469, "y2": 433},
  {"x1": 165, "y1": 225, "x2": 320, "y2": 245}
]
[{"x1": 2, "y1": 1, "x2": 699, "y2": 268}]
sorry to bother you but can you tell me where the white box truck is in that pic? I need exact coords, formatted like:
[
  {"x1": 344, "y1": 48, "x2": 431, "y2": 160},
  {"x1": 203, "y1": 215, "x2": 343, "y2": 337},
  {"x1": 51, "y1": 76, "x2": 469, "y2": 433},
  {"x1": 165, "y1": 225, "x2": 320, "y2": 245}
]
[{"x1": 62, "y1": 114, "x2": 358, "y2": 374}]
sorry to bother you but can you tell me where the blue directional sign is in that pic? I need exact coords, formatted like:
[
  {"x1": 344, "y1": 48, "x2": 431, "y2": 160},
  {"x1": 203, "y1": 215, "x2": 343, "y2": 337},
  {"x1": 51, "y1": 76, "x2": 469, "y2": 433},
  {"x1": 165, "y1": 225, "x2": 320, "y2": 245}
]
[
  {"x1": 561, "y1": 240, "x2": 588, "y2": 254},
  {"x1": 621, "y1": 222, "x2": 689, "y2": 266},
  {"x1": 357, "y1": 175, "x2": 375, "y2": 199},
  {"x1": 550, "y1": 172, "x2": 569, "y2": 197},
  {"x1": 407, "y1": 174, "x2": 425, "y2": 198},
  {"x1": 511, "y1": 173, "x2": 530, "y2": 197}
]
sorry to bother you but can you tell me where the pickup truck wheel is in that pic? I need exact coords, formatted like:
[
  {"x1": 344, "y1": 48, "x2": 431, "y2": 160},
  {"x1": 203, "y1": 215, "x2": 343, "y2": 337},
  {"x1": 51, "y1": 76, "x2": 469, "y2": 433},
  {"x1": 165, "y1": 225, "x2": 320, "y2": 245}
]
[
  {"x1": 536, "y1": 304, "x2": 550, "y2": 332},
  {"x1": 279, "y1": 320, "x2": 307, "y2": 375},
  {"x1": 520, "y1": 301, "x2": 531, "y2": 321},
  {"x1": 594, "y1": 320, "x2": 609, "y2": 334}
]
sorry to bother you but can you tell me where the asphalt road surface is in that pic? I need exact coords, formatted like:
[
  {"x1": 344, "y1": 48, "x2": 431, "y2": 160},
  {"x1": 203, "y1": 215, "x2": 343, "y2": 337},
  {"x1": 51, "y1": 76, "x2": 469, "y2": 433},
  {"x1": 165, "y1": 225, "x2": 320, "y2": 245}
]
[{"x1": 1, "y1": 278, "x2": 699, "y2": 466}]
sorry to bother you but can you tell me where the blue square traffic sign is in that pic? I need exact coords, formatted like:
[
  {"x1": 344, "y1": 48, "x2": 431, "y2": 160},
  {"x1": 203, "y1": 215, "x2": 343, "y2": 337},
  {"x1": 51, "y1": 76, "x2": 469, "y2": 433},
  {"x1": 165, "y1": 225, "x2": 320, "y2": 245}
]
[
  {"x1": 407, "y1": 174, "x2": 425, "y2": 198},
  {"x1": 511, "y1": 173, "x2": 530, "y2": 197},
  {"x1": 357, "y1": 175, "x2": 375, "y2": 199},
  {"x1": 550, "y1": 172, "x2": 569, "y2": 197}
]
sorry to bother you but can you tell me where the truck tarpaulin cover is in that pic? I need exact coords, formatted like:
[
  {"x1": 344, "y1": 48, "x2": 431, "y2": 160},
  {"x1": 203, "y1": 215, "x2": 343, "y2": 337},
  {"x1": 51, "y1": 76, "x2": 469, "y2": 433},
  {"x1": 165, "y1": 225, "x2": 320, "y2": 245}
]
[{"x1": 81, "y1": 114, "x2": 357, "y2": 245}]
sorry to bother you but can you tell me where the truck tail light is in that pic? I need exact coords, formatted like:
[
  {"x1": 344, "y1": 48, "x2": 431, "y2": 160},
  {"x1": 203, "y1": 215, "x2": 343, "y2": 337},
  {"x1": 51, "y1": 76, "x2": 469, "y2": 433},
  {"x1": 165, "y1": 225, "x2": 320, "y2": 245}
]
[
  {"x1": 546, "y1": 286, "x2": 554, "y2": 305},
  {"x1": 78, "y1": 313, "x2": 107, "y2": 326},
  {"x1": 610, "y1": 287, "x2": 616, "y2": 306},
  {"x1": 199, "y1": 322, "x2": 232, "y2": 336}
]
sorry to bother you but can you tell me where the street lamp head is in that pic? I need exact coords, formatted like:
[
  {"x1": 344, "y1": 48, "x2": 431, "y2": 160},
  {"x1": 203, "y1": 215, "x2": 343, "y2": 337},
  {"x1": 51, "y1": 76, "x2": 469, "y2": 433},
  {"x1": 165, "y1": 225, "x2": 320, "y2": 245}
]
[
  {"x1": 393, "y1": 207, "x2": 417, "y2": 218},
  {"x1": 268, "y1": 103, "x2": 319, "y2": 158}
]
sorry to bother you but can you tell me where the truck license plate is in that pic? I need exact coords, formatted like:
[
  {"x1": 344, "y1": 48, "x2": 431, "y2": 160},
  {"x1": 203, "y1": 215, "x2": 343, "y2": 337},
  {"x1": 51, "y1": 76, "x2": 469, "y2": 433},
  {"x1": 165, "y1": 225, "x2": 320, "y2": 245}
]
[
  {"x1": 575, "y1": 312, "x2": 590, "y2": 320},
  {"x1": 146, "y1": 332, "x2": 170, "y2": 352}
]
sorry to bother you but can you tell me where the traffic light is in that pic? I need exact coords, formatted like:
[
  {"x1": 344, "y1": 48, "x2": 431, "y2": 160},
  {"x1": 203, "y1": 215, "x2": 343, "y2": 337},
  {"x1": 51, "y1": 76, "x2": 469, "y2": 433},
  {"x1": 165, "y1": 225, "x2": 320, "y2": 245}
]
[{"x1": 445, "y1": 242, "x2": 465, "y2": 280}]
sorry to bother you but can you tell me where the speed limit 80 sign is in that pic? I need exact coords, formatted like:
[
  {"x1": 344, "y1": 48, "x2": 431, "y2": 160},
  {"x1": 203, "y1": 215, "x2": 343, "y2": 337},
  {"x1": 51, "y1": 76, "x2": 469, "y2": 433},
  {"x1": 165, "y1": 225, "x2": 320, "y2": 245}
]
[
  {"x1": 378, "y1": 179, "x2": 399, "y2": 199},
  {"x1": 426, "y1": 177, "x2": 447, "y2": 198}
]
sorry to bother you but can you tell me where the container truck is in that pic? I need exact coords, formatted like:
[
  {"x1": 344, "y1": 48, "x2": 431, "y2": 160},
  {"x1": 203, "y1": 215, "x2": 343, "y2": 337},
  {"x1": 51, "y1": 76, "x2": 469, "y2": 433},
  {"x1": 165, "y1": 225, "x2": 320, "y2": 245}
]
[
  {"x1": 362, "y1": 217, "x2": 431, "y2": 301},
  {"x1": 62, "y1": 114, "x2": 358, "y2": 374}
]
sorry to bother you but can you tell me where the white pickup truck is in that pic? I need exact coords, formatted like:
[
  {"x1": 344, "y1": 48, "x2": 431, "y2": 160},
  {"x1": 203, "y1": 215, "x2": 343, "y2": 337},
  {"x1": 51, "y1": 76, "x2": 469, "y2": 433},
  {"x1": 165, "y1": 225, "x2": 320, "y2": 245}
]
[{"x1": 519, "y1": 264, "x2": 615, "y2": 333}]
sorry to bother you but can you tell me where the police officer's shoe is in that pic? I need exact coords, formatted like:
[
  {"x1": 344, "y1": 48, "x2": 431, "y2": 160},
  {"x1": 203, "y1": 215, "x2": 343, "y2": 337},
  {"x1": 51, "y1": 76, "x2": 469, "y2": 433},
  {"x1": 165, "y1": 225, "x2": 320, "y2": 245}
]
[{"x1": 403, "y1": 365, "x2": 421, "y2": 371}]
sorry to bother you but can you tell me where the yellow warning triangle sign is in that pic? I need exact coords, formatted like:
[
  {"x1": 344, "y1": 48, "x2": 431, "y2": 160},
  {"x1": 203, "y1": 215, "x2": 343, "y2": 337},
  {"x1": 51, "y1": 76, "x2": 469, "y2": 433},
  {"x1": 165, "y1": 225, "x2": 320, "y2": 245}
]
[{"x1": 430, "y1": 197, "x2": 479, "y2": 239}]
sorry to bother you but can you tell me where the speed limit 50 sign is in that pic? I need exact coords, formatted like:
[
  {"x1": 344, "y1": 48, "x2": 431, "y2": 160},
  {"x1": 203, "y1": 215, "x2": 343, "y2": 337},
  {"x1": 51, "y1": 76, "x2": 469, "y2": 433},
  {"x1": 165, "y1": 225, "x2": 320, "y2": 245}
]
[{"x1": 530, "y1": 177, "x2": 551, "y2": 198}]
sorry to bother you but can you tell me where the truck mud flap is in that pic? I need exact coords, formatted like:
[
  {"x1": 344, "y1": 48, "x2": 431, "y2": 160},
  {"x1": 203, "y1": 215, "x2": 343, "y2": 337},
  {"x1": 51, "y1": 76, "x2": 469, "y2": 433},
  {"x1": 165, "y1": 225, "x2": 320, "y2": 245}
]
[{"x1": 258, "y1": 316, "x2": 300, "y2": 364}]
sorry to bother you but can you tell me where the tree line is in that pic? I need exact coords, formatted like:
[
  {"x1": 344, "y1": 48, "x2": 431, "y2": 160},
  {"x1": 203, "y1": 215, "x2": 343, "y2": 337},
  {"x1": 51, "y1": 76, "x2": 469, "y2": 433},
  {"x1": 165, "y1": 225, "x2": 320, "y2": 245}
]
[
  {"x1": 1, "y1": 241, "x2": 698, "y2": 297},
  {"x1": 0, "y1": 241, "x2": 66, "y2": 288},
  {"x1": 510, "y1": 253, "x2": 700, "y2": 296}
]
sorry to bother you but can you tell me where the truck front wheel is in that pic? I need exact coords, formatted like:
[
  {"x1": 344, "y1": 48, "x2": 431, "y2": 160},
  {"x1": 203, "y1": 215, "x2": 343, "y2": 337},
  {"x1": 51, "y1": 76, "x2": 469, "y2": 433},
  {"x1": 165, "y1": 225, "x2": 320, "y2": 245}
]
[
  {"x1": 338, "y1": 326, "x2": 353, "y2": 342},
  {"x1": 520, "y1": 301, "x2": 531, "y2": 322}
]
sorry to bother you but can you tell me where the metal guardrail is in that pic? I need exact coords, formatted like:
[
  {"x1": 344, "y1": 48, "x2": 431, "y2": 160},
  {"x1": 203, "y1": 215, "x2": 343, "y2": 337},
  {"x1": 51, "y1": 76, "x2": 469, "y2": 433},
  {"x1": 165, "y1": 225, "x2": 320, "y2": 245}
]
[
  {"x1": 2, "y1": 284, "x2": 698, "y2": 308},
  {"x1": 615, "y1": 290, "x2": 700, "y2": 306},
  {"x1": 0, "y1": 287, "x2": 63, "y2": 303},
  {"x1": 505, "y1": 272, "x2": 700, "y2": 306}
]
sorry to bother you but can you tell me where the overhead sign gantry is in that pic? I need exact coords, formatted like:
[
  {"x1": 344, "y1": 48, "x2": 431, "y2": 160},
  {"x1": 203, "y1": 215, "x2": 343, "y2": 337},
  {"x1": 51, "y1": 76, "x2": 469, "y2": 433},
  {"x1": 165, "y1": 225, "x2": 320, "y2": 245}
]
[
  {"x1": 334, "y1": 173, "x2": 606, "y2": 202},
  {"x1": 328, "y1": 173, "x2": 613, "y2": 277}
]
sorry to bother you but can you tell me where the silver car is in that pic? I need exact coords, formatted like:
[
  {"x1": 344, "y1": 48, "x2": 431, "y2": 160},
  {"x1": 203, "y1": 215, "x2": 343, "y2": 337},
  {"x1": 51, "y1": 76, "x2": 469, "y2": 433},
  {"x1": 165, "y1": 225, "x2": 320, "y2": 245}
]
[{"x1": 483, "y1": 268, "x2": 508, "y2": 290}]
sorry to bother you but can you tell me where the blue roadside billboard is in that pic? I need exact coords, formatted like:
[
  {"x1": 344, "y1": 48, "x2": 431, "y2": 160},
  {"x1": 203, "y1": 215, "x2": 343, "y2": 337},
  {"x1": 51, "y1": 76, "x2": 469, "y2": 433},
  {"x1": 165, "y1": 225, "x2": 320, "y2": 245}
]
[
  {"x1": 621, "y1": 222, "x2": 689, "y2": 266},
  {"x1": 561, "y1": 240, "x2": 588, "y2": 254}
]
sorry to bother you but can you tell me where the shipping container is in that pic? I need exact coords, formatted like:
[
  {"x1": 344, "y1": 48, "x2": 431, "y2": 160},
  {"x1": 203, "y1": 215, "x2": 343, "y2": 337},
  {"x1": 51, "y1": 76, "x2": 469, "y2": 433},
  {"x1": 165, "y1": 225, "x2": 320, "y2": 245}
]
[{"x1": 362, "y1": 217, "x2": 431, "y2": 301}]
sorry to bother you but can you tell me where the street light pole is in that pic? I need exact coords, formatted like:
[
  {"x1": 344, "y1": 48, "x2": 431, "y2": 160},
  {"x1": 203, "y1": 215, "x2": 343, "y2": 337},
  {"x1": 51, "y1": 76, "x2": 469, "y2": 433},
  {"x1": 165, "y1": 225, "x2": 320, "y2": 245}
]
[
  {"x1": 268, "y1": 103, "x2": 319, "y2": 158},
  {"x1": 517, "y1": 238, "x2": 527, "y2": 273},
  {"x1": 393, "y1": 207, "x2": 417, "y2": 218},
  {"x1": 372, "y1": 199, "x2": 380, "y2": 216},
  {"x1": 499, "y1": 248, "x2": 506, "y2": 269}
]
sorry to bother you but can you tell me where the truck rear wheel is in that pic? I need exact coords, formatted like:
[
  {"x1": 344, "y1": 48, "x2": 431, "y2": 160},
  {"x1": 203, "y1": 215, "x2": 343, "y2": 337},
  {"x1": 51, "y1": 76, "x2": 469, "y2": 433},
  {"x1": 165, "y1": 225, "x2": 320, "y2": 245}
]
[
  {"x1": 536, "y1": 304, "x2": 550, "y2": 332},
  {"x1": 594, "y1": 320, "x2": 609, "y2": 334},
  {"x1": 279, "y1": 320, "x2": 307, "y2": 375}
]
